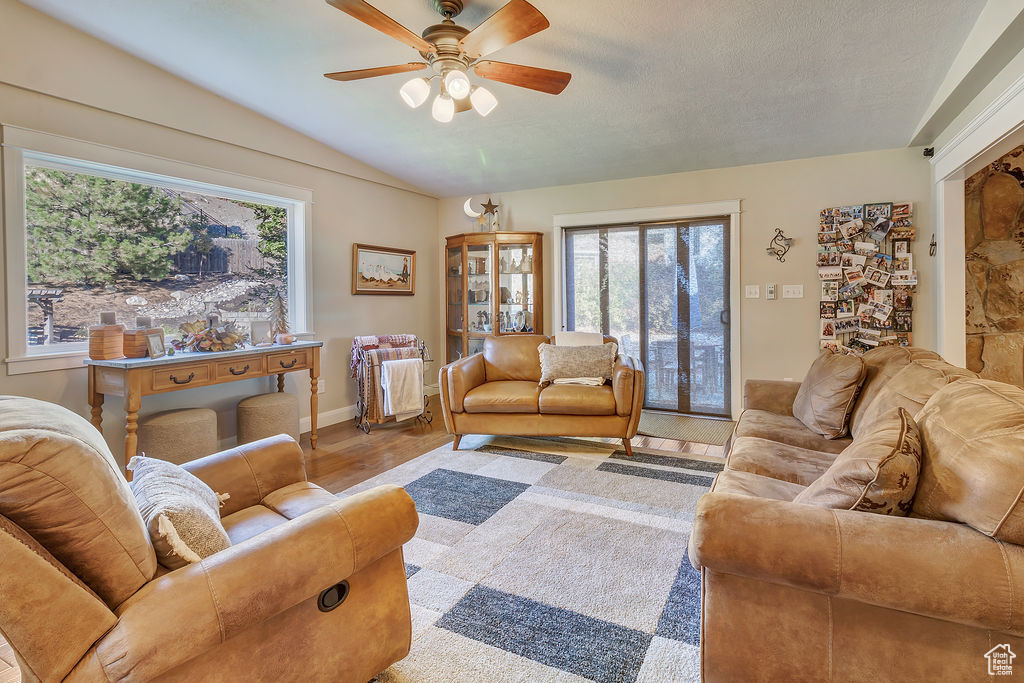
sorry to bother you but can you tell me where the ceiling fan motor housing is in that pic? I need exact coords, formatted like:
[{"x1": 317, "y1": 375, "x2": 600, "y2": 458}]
[
  {"x1": 433, "y1": 0, "x2": 464, "y2": 19},
  {"x1": 421, "y1": 20, "x2": 471, "y2": 76}
]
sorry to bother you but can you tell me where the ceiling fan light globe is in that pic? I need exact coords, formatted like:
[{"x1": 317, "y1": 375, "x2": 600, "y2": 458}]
[
  {"x1": 470, "y1": 86, "x2": 498, "y2": 117},
  {"x1": 399, "y1": 77, "x2": 431, "y2": 108},
  {"x1": 431, "y1": 93, "x2": 455, "y2": 123},
  {"x1": 443, "y1": 69, "x2": 472, "y2": 100}
]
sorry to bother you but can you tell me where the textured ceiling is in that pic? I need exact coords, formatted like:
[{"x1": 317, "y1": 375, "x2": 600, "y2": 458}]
[{"x1": 20, "y1": 0, "x2": 981, "y2": 196}]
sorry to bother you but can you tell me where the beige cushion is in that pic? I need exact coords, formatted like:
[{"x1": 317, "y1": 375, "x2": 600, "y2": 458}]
[
  {"x1": 129, "y1": 455, "x2": 231, "y2": 570},
  {"x1": 725, "y1": 436, "x2": 836, "y2": 486},
  {"x1": 733, "y1": 409, "x2": 851, "y2": 454},
  {"x1": 848, "y1": 346, "x2": 942, "y2": 438},
  {"x1": 792, "y1": 351, "x2": 866, "y2": 439},
  {"x1": 794, "y1": 407, "x2": 921, "y2": 515},
  {"x1": 855, "y1": 359, "x2": 976, "y2": 431},
  {"x1": 537, "y1": 342, "x2": 617, "y2": 386},
  {"x1": 913, "y1": 378, "x2": 1024, "y2": 544},
  {"x1": 711, "y1": 469, "x2": 806, "y2": 501}
]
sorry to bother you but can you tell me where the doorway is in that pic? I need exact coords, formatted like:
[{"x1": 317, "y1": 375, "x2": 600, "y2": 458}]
[{"x1": 562, "y1": 217, "x2": 731, "y2": 417}]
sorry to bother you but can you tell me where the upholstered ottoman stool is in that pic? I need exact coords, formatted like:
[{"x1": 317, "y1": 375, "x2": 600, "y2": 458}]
[
  {"x1": 137, "y1": 407, "x2": 218, "y2": 464},
  {"x1": 237, "y1": 392, "x2": 300, "y2": 445}
]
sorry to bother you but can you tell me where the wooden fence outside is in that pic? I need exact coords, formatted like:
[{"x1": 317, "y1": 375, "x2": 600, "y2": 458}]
[{"x1": 174, "y1": 238, "x2": 267, "y2": 275}]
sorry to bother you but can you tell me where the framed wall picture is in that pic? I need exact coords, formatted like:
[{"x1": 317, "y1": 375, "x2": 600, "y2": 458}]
[{"x1": 352, "y1": 243, "x2": 416, "y2": 295}]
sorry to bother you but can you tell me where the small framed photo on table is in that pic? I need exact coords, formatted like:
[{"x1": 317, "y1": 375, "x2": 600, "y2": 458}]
[{"x1": 145, "y1": 332, "x2": 166, "y2": 359}]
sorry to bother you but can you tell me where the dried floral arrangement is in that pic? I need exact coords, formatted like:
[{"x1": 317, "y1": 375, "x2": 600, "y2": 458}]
[{"x1": 172, "y1": 319, "x2": 247, "y2": 353}]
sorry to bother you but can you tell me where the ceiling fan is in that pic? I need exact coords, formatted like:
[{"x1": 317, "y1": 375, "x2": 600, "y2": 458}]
[{"x1": 323, "y1": 0, "x2": 572, "y2": 122}]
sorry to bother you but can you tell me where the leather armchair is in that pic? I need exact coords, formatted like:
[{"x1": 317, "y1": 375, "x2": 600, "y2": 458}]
[
  {"x1": 439, "y1": 335, "x2": 645, "y2": 455},
  {"x1": 0, "y1": 396, "x2": 417, "y2": 683}
]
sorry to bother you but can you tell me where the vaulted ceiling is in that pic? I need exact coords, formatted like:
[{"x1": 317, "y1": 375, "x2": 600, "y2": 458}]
[{"x1": 20, "y1": 0, "x2": 982, "y2": 196}]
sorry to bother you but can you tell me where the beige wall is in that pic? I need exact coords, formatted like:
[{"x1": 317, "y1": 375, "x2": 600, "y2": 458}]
[
  {"x1": 438, "y1": 147, "x2": 936, "y2": 397},
  {"x1": 0, "y1": 1, "x2": 439, "y2": 463}
]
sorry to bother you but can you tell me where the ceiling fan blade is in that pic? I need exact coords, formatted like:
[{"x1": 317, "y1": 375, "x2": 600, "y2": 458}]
[
  {"x1": 326, "y1": 0, "x2": 435, "y2": 54},
  {"x1": 459, "y1": 0, "x2": 549, "y2": 59},
  {"x1": 324, "y1": 62, "x2": 429, "y2": 81},
  {"x1": 473, "y1": 60, "x2": 571, "y2": 95}
]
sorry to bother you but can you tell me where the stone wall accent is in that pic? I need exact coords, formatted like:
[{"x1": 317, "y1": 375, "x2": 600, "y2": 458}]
[{"x1": 965, "y1": 145, "x2": 1024, "y2": 385}]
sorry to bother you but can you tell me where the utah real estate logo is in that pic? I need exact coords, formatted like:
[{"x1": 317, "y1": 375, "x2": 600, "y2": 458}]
[{"x1": 986, "y1": 644, "x2": 1016, "y2": 676}]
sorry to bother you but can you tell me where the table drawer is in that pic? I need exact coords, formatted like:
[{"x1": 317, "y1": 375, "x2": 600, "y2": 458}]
[
  {"x1": 267, "y1": 348, "x2": 311, "y2": 372},
  {"x1": 149, "y1": 363, "x2": 211, "y2": 391},
  {"x1": 214, "y1": 356, "x2": 266, "y2": 381}
]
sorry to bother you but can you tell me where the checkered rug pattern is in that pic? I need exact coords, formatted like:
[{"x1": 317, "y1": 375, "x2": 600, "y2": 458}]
[{"x1": 342, "y1": 435, "x2": 723, "y2": 683}]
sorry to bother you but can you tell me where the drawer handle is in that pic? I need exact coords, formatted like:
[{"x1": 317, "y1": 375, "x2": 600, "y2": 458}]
[
  {"x1": 229, "y1": 364, "x2": 250, "y2": 376},
  {"x1": 279, "y1": 358, "x2": 298, "y2": 369},
  {"x1": 169, "y1": 372, "x2": 195, "y2": 385}
]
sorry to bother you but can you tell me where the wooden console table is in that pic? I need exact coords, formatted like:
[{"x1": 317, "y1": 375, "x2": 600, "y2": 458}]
[{"x1": 85, "y1": 341, "x2": 323, "y2": 461}]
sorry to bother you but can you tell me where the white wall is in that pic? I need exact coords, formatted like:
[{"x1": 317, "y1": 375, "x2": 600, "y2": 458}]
[
  {"x1": 438, "y1": 148, "x2": 935, "y2": 391},
  {"x1": 0, "y1": 1, "x2": 439, "y2": 463}
]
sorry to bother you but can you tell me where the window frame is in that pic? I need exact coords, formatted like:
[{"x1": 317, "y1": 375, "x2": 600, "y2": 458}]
[{"x1": 1, "y1": 125, "x2": 313, "y2": 375}]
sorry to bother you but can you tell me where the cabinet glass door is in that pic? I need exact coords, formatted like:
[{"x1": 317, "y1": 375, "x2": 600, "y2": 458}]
[
  {"x1": 446, "y1": 246, "x2": 463, "y2": 335},
  {"x1": 498, "y1": 242, "x2": 536, "y2": 333},
  {"x1": 466, "y1": 244, "x2": 493, "y2": 335}
]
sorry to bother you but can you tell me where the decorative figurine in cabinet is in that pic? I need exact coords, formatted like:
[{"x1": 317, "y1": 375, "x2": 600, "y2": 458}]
[{"x1": 445, "y1": 231, "x2": 543, "y2": 362}]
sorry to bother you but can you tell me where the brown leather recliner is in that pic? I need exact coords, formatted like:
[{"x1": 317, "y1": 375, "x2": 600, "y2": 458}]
[
  {"x1": 438, "y1": 335, "x2": 645, "y2": 455},
  {"x1": 0, "y1": 395, "x2": 417, "y2": 682}
]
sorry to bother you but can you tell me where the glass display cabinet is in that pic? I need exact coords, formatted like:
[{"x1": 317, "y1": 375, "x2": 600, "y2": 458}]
[{"x1": 444, "y1": 231, "x2": 543, "y2": 362}]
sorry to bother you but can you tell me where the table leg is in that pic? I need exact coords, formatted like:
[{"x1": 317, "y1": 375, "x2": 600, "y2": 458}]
[
  {"x1": 277, "y1": 373, "x2": 285, "y2": 392},
  {"x1": 87, "y1": 366, "x2": 103, "y2": 431},
  {"x1": 124, "y1": 391, "x2": 140, "y2": 463},
  {"x1": 310, "y1": 347, "x2": 320, "y2": 450},
  {"x1": 310, "y1": 370, "x2": 319, "y2": 450},
  {"x1": 123, "y1": 371, "x2": 143, "y2": 466}
]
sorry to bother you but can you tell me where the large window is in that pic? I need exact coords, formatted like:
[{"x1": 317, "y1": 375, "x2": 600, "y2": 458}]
[{"x1": 3, "y1": 129, "x2": 311, "y2": 373}]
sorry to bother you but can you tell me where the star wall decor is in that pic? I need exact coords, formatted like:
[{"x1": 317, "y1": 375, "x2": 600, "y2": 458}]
[{"x1": 481, "y1": 198, "x2": 499, "y2": 216}]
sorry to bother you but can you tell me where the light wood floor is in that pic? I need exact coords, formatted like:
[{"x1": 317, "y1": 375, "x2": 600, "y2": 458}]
[
  {"x1": 0, "y1": 395, "x2": 724, "y2": 680},
  {"x1": 301, "y1": 394, "x2": 724, "y2": 494}
]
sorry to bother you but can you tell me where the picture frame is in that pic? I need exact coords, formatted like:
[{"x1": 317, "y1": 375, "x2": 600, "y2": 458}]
[
  {"x1": 863, "y1": 202, "x2": 893, "y2": 221},
  {"x1": 250, "y1": 320, "x2": 272, "y2": 345},
  {"x1": 145, "y1": 332, "x2": 166, "y2": 359},
  {"x1": 352, "y1": 243, "x2": 416, "y2": 296}
]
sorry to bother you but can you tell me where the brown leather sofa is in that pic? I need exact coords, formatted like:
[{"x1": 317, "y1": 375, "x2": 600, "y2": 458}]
[
  {"x1": 689, "y1": 347, "x2": 1024, "y2": 681},
  {"x1": 439, "y1": 335, "x2": 645, "y2": 455},
  {"x1": 0, "y1": 395, "x2": 417, "y2": 682}
]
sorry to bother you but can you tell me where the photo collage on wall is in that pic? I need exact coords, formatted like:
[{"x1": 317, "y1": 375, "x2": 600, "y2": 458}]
[{"x1": 818, "y1": 201, "x2": 916, "y2": 354}]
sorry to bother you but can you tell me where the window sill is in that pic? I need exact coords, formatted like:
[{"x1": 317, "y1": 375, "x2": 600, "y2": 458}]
[{"x1": 6, "y1": 350, "x2": 90, "y2": 375}]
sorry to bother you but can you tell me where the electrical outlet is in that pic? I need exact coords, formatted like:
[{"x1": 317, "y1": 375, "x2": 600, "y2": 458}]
[
  {"x1": 316, "y1": 380, "x2": 326, "y2": 394},
  {"x1": 766, "y1": 284, "x2": 777, "y2": 300},
  {"x1": 782, "y1": 284, "x2": 804, "y2": 299},
  {"x1": 744, "y1": 284, "x2": 760, "y2": 299}
]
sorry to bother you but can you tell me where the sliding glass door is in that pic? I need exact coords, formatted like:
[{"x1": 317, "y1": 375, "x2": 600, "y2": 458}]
[{"x1": 564, "y1": 218, "x2": 730, "y2": 416}]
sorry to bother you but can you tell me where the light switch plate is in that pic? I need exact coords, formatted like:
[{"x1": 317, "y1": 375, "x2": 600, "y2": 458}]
[
  {"x1": 744, "y1": 284, "x2": 760, "y2": 299},
  {"x1": 766, "y1": 284, "x2": 777, "y2": 300},
  {"x1": 782, "y1": 284, "x2": 804, "y2": 299}
]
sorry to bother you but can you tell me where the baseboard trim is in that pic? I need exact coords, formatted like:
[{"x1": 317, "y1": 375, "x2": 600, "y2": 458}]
[{"x1": 300, "y1": 403, "x2": 356, "y2": 435}]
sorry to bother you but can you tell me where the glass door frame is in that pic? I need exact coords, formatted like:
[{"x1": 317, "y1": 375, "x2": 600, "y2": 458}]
[{"x1": 552, "y1": 202, "x2": 742, "y2": 419}]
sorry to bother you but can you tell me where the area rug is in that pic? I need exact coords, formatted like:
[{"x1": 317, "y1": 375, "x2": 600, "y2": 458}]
[
  {"x1": 343, "y1": 434, "x2": 723, "y2": 683},
  {"x1": 637, "y1": 411, "x2": 735, "y2": 446}
]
